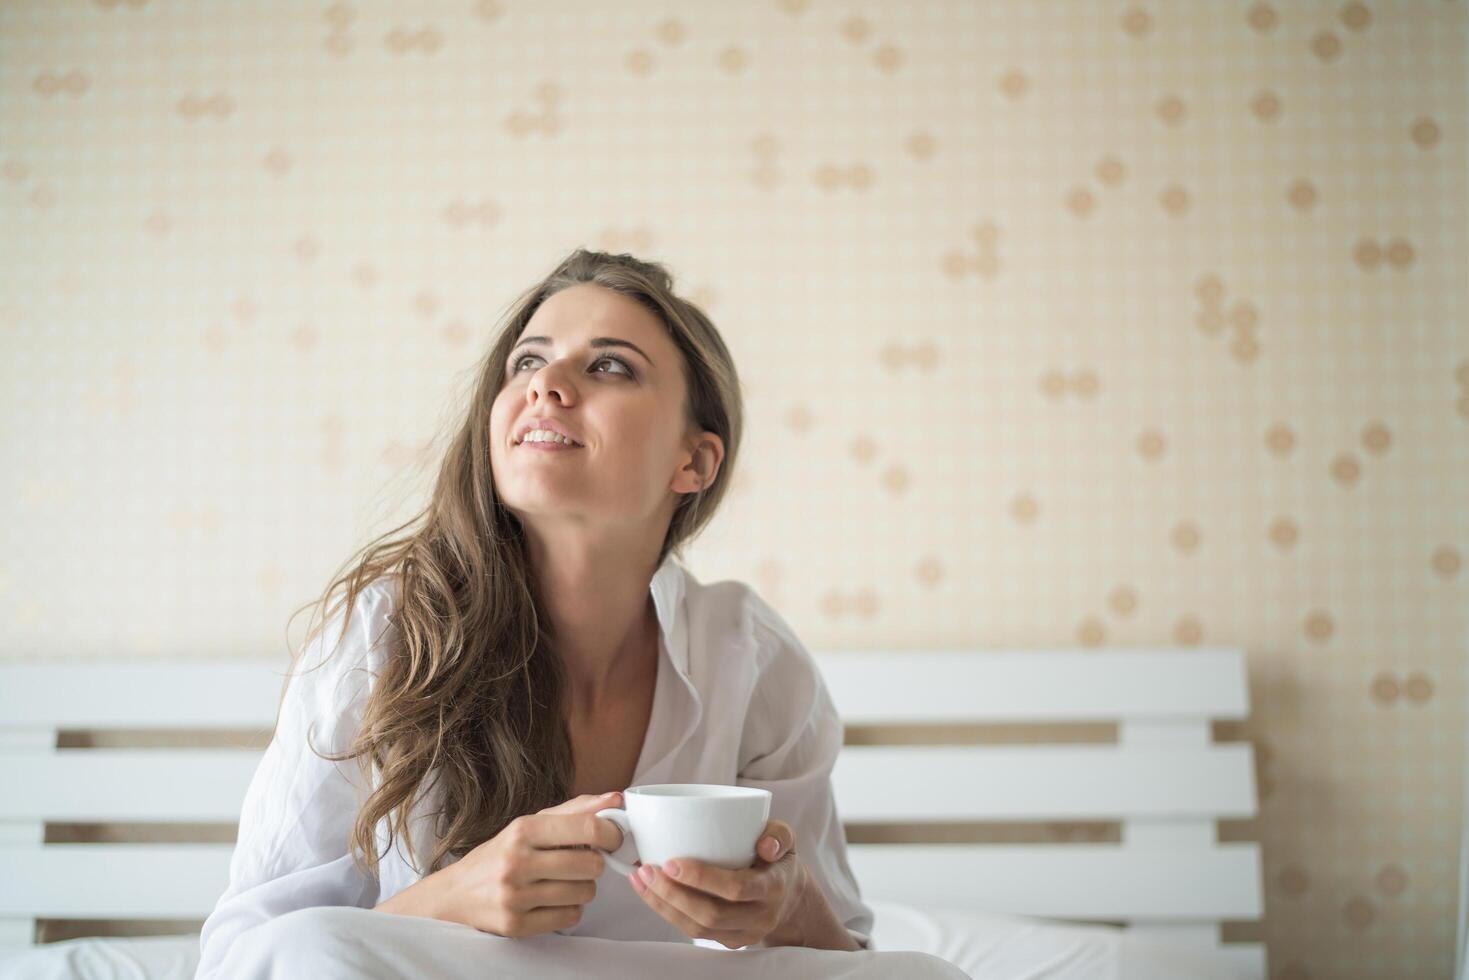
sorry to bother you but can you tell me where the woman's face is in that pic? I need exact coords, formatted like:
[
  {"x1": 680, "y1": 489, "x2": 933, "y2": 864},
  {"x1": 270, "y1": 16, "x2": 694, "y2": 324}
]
[{"x1": 490, "y1": 283, "x2": 716, "y2": 536}]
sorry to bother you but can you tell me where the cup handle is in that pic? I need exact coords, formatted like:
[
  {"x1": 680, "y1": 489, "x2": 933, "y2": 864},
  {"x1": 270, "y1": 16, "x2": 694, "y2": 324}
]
[{"x1": 595, "y1": 808, "x2": 639, "y2": 876}]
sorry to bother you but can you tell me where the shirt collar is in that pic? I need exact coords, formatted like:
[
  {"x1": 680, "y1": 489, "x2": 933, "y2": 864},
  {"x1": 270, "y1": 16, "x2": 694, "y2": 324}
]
[
  {"x1": 636, "y1": 551, "x2": 703, "y2": 785},
  {"x1": 648, "y1": 551, "x2": 690, "y2": 678}
]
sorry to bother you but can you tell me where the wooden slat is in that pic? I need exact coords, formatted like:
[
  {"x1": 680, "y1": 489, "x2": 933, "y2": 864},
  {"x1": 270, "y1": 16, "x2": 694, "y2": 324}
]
[
  {"x1": 0, "y1": 919, "x2": 35, "y2": 947},
  {"x1": 0, "y1": 662, "x2": 287, "y2": 729},
  {"x1": 0, "y1": 750, "x2": 264, "y2": 822},
  {"x1": 0, "y1": 823, "x2": 43, "y2": 846},
  {"x1": 847, "y1": 842, "x2": 1264, "y2": 920},
  {"x1": 0, "y1": 845, "x2": 235, "y2": 918},
  {"x1": 814, "y1": 648, "x2": 1249, "y2": 723},
  {"x1": 0, "y1": 649, "x2": 1248, "y2": 728},
  {"x1": 0, "y1": 734, "x2": 55, "y2": 750},
  {"x1": 1127, "y1": 921, "x2": 1219, "y2": 946},
  {"x1": 0, "y1": 743, "x2": 1255, "y2": 824},
  {"x1": 1217, "y1": 944, "x2": 1267, "y2": 979},
  {"x1": 833, "y1": 744, "x2": 1256, "y2": 821}
]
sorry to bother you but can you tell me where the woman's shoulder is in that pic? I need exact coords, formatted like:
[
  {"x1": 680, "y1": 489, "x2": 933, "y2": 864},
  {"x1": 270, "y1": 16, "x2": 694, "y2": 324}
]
[
  {"x1": 295, "y1": 573, "x2": 402, "y2": 681},
  {"x1": 681, "y1": 568, "x2": 815, "y2": 677}
]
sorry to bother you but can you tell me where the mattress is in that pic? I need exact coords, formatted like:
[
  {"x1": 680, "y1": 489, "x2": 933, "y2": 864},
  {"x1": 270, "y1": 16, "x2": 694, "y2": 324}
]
[{"x1": 0, "y1": 899, "x2": 1248, "y2": 980}]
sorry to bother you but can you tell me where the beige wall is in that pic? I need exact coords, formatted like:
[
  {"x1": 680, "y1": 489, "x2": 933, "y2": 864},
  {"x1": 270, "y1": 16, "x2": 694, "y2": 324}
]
[{"x1": 2, "y1": 1, "x2": 1465, "y2": 977}]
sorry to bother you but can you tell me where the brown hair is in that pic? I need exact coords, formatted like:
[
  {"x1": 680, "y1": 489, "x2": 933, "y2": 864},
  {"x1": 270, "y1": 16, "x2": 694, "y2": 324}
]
[{"x1": 279, "y1": 248, "x2": 744, "y2": 879}]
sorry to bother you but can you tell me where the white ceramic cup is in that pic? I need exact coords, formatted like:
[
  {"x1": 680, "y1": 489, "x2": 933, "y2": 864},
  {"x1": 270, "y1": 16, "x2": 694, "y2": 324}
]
[{"x1": 595, "y1": 783, "x2": 773, "y2": 876}]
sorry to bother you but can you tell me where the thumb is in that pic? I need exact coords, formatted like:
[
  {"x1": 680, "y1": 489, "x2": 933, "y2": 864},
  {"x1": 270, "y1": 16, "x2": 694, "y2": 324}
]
[{"x1": 756, "y1": 819, "x2": 795, "y2": 862}]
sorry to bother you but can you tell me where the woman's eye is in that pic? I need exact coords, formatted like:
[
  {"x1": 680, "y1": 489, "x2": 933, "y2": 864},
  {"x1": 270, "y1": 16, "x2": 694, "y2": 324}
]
[{"x1": 512, "y1": 354, "x2": 631, "y2": 377}]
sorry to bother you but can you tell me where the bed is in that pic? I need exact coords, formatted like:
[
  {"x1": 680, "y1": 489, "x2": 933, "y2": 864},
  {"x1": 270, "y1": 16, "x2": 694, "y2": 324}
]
[{"x1": 0, "y1": 647, "x2": 1266, "y2": 979}]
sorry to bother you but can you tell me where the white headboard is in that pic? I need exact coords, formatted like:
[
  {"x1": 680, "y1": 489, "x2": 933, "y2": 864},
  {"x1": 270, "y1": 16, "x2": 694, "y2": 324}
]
[
  {"x1": 815, "y1": 647, "x2": 1263, "y2": 978},
  {"x1": 0, "y1": 646, "x2": 1264, "y2": 977}
]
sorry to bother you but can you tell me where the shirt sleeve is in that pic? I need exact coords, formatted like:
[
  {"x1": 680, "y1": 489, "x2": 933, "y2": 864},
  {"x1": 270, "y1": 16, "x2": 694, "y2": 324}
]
[
  {"x1": 194, "y1": 582, "x2": 392, "y2": 980},
  {"x1": 734, "y1": 592, "x2": 875, "y2": 952}
]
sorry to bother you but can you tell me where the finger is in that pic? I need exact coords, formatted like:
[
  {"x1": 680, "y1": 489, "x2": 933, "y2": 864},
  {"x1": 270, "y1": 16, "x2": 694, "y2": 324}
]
[
  {"x1": 637, "y1": 865, "x2": 757, "y2": 932},
  {"x1": 539, "y1": 791, "x2": 623, "y2": 815},
  {"x1": 519, "y1": 807, "x2": 625, "y2": 853},
  {"x1": 756, "y1": 819, "x2": 795, "y2": 863},
  {"x1": 511, "y1": 879, "x2": 597, "y2": 912},
  {"x1": 511, "y1": 904, "x2": 584, "y2": 937},
  {"x1": 523, "y1": 846, "x2": 607, "y2": 882},
  {"x1": 661, "y1": 858, "x2": 769, "y2": 904},
  {"x1": 631, "y1": 870, "x2": 751, "y2": 946}
]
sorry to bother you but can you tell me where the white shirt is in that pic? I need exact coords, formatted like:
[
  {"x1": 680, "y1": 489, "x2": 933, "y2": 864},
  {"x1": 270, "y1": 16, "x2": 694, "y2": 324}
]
[{"x1": 195, "y1": 553, "x2": 874, "y2": 979}]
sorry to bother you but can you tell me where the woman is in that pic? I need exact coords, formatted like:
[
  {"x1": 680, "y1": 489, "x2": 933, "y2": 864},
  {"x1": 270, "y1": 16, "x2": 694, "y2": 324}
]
[{"x1": 195, "y1": 249, "x2": 967, "y2": 979}]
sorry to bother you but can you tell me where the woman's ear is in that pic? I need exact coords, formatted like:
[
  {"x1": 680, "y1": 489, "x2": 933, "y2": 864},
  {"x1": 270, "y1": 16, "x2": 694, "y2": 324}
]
[
  {"x1": 674, "y1": 433, "x2": 722, "y2": 494},
  {"x1": 692, "y1": 432, "x2": 724, "y2": 489}
]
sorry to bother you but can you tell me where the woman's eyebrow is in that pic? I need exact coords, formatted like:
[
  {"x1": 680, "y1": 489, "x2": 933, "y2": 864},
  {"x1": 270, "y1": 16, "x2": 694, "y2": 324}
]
[{"x1": 510, "y1": 335, "x2": 655, "y2": 367}]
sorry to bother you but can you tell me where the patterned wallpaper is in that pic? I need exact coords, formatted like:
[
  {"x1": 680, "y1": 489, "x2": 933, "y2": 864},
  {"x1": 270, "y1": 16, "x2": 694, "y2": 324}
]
[{"x1": 1, "y1": 1, "x2": 1464, "y2": 977}]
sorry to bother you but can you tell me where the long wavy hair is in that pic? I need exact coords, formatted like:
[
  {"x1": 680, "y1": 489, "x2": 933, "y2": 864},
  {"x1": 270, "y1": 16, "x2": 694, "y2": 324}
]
[{"x1": 279, "y1": 248, "x2": 744, "y2": 880}]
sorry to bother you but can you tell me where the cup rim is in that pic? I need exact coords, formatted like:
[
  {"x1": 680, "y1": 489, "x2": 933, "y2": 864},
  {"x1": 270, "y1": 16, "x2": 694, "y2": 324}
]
[{"x1": 625, "y1": 783, "x2": 771, "y2": 800}]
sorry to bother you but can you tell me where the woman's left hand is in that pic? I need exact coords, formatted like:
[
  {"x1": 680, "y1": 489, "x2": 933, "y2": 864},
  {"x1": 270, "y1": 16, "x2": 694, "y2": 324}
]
[{"x1": 628, "y1": 818, "x2": 807, "y2": 949}]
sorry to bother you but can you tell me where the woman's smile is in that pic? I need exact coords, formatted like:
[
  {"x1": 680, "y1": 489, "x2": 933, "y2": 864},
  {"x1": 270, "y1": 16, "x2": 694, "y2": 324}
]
[{"x1": 517, "y1": 438, "x2": 585, "y2": 453}]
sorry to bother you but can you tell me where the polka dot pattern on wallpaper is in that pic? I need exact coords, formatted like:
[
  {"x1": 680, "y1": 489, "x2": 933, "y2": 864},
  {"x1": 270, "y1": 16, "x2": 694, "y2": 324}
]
[
  {"x1": 1194, "y1": 273, "x2": 1262, "y2": 365},
  {"x1": 0, "y1": 2, "x2": 1464, "y2": 977},
  {"x1": 941, "y1": 220, "x2": 1003, "y2": 280}
]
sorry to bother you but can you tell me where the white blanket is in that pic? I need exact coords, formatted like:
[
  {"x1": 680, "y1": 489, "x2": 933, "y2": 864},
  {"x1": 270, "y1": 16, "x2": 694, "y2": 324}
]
[{"x1": 0, "y1": 899, "x2": 1248, "y2": 980}]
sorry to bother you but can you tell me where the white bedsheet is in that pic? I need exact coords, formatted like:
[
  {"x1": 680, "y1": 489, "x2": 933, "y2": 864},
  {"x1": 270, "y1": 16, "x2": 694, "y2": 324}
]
[{"x1": 0, "y1": 899, "x2": 1249, "y2": 980}]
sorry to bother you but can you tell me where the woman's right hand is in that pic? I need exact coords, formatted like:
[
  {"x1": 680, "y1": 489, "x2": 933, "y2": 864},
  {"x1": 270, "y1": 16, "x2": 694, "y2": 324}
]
[{"x1": 437, "y1": 791, "x2": 626, "y2": 938}]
